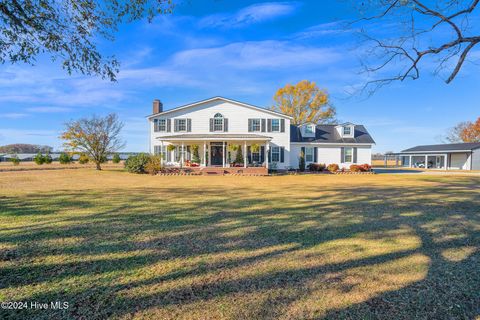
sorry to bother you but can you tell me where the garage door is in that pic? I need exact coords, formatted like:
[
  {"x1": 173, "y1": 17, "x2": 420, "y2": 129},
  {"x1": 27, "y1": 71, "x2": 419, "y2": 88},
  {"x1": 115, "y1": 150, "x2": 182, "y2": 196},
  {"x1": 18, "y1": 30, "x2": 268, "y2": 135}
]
[{"x1": 450, "y1": 153, "x2": 468, "y2": 170}]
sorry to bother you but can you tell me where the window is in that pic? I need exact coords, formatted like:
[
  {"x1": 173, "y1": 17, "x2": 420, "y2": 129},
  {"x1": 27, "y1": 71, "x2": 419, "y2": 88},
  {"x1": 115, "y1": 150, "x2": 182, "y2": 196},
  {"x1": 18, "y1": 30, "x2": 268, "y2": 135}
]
[
  {"x1": 344, "y1": 147, "x2": 353, "y2": 163},
  {"x1": 305, "y1": 147, "x2": 314, "y2": 162},
  {"x1": 213, "y1": 113, "x2": 224, "y2": 131},
  {"x1": 271, "y1": 119, "x2": 280, "y2": 132},
  {"x1": 158, "y1": 119, "x2": 166, "y2": 132},
  {"x1": 271, "y1": 146, "x2": 280, "y2": 162},
  {"x1": 305, "y1": 125, "x2": 314, "y2": 134},
  {"x1": 252, "y1": 150, "x2": 260, "y2": 162},
  {"x1": 177, "y1": 119, "x2": 186, "y2": 131},
  {"x1": 252, "y1": 119, "x2": 261, "y2": 132},
  {"x1": 343, "y1": 126, "x2": 351, "y2": 135}
]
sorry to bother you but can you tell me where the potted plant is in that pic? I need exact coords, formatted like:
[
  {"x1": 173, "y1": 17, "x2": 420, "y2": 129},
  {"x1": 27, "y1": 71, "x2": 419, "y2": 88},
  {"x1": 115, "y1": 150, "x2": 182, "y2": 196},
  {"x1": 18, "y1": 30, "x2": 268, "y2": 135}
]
[
  {"x1": 227, "y1": 144, "x2": 239, "y2": 167},
  {"x1": 191, "y1": 145, "x2": 200, "y2": 164}
]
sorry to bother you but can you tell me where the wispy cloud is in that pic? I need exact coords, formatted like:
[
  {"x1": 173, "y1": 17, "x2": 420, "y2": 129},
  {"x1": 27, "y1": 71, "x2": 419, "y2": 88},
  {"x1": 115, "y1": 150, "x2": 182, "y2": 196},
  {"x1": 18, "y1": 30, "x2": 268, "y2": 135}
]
[
  {"x1": 199, "y1": 2, "x2": 300, "y2": 28},
  {"x1": 0, "y1": 113, "x2": 29, "y2": 119},
  {"x1": 295, "y1": 21, "x2": 354, "y2": 39},
  {"x1": 27, "y1": 106, "x2": 72, "y2": 113}
]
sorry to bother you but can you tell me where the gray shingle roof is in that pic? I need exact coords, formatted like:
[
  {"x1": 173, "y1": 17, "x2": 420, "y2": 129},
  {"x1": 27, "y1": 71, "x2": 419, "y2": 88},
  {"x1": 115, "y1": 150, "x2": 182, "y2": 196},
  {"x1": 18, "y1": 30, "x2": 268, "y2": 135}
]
[
  {"x1": 401, "y1": 143, "x2": 480, "y2": 153},
  {"x1": 290, "y1": 124, "x2": 375, "y2": 144}
]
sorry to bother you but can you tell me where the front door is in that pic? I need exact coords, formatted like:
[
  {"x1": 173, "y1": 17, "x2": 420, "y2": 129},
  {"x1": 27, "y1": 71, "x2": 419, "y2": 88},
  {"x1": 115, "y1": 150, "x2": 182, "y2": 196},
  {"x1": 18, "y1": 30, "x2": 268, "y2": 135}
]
[{"x1": 210, "y1": 143, "x2": 223, "y2": 166}]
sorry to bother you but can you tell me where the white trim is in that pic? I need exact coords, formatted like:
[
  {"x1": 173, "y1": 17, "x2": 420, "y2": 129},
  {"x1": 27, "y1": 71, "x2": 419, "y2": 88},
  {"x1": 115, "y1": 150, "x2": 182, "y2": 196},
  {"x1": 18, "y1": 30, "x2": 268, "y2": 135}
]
[
  {"x1": 399, "y1": 150, "x2": 475, "y2": 154},
  {"x1": 147, "y1": 97, "x2": 293, "y2": 120},
  {"x1": 291, "y1": 142, "x2": 374, "y2": 146},
  {"x1": 158, "y1": 137, "x2": 272, "y2": 141}
]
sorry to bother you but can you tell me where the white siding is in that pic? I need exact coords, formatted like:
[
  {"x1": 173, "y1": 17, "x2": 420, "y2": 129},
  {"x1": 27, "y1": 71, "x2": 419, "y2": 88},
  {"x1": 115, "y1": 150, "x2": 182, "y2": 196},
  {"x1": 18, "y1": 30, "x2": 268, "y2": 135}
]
[
  {"x1": 149, "y1": 99, "x2": 291, "y2": 169},
  {"x1": 290, "y1": 144, "x2": 372, "y2": 169}
]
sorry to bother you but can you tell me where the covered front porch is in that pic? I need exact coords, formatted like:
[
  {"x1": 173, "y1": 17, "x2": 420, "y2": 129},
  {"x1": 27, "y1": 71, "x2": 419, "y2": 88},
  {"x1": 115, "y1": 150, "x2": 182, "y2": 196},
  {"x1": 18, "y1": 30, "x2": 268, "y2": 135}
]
[
  {"x1": 156, "y1": 134, "x2": 272, "y2": 170},
  {"x1": 399, "y1": 153, "x2": 449, "y2": 169}
]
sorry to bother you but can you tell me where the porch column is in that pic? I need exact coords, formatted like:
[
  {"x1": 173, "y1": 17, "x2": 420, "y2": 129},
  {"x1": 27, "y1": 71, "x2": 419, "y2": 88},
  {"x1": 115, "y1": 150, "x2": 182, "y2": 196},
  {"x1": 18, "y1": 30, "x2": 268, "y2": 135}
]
[
  {"x1": 181, "y1": 142, "x2": 185, "y2": 168},
  {"x1": 445, "y1": 153, "x2": 448, "y2": 170},
  {"x1": 409, "y1": 155, "x2": 412, "y2": 168},
  {"x1": 203, "y1": 141, "x2": 206, "y2": 167},
  {"x1": 160, "y1": 141, "x2": 164, "y2": 167},
  {"x1": 244, "y1": 141, "x2": 247, "y2": 168},
  {"x1": 425, "y1": 155, "x2": 428, "y2": 169},
  {"x1": 222, "y1": 141, "x2": 225, "y2": 168},
  {"x1": 265, "y1": 141, "x2": 269, "y2": 170}
]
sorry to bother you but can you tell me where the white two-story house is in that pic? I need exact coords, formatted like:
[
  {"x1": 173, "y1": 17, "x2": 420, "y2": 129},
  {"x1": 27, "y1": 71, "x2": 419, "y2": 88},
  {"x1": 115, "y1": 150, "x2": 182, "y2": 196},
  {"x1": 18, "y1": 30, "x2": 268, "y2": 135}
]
[{"x1": 148, "y1": 97, "x2": 374, "y2": 173}]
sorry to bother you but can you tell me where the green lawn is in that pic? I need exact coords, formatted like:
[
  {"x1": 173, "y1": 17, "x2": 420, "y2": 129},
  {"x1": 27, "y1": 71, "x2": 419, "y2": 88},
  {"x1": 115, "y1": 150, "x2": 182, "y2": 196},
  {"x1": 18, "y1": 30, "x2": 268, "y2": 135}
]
[{"x1": 0, "y1": 169, "x2": 479, "y2": 319}]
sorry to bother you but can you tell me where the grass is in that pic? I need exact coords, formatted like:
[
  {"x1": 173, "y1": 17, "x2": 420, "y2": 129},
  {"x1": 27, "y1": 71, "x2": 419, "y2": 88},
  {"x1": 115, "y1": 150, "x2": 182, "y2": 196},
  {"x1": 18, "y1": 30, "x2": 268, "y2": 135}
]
[{"x1": 0, "y1": 169, "x2": 479, "y2": 319}]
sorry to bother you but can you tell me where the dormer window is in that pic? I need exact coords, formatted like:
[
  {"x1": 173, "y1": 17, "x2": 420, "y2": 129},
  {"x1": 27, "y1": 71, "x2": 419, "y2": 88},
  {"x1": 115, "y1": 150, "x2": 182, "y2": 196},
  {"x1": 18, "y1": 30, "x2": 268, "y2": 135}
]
[
  {"x1": 305, "y1": 125, "x2": 315, "y2": 134},
  {"x1": 213, "y1": 113, "x2": 224, "y2": 131},
  {"x1": 343, "y1": 126, "x2": 351, "y2": 135}
]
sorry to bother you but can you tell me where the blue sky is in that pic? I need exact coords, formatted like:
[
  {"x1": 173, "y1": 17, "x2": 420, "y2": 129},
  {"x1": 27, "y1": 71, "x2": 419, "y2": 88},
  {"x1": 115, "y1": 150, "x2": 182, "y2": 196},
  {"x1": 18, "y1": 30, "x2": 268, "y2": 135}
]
[{"x1": 0, "y1": 0, "x2": 478, "y2": 152}]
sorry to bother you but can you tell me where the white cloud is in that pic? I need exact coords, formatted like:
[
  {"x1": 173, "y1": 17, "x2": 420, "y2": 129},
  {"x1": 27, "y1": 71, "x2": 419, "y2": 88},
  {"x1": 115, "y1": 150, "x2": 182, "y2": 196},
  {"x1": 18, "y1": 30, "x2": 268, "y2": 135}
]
[
  {"x1": 27, "y1": 107, "x2": 72, "y2": 113},
  {"x1": 0, "y1": 113, "x2": 29, "y2": 119},
  {"x1": 295, "y1": 21, "x2": 354, "y2": 39},
  {"x1": 199, "y1": 2, "x2": 300, "y2": 28}
]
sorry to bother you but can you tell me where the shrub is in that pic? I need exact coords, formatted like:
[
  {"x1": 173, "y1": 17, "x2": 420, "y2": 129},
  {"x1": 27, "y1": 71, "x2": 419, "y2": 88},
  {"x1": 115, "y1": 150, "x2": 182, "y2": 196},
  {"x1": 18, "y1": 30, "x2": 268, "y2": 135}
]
[
  {"x1": 308, "y1": 163, "x2": 326, "y2": 172},
  {"x1": 112, "y1": 154, "x2": 121, "y2": 164},
  {"x1": 299, "y1": 151, "x2": 306, "y2": 172},
  {"x1": 10, "y1": 155, "x2": 20, "y2": 166},
  {"x1": 125, "y1": 153, "x2": 151, "y2": 174},
  {"x1": 145, "y1": 155, "x2": 163, "y2": 175},
  {"x1": 191, "y1": 145, "x2": 200, "y2": 164},
  {"x1": 44, "y1": 153, "x2": 52, "y2": 164},
  {"x1": 78, "y1": 154, "x2": 89, "y2": 164},
  {"x1": 59, "y1": 153, "x2": 72, "y2": 164},
  {"x1": 34, "y1": 152, "x2": 45, "y2": 165},
  {"x1": 350, "y1": 164, "x2": 361, "y2": 172},
  {"x1": 235, "y1": 145, "x2": 244, "y2": 165},
  {"x1": 327, "y1": 163, "x2": 339, "y2": 173},
  {"x1": 360, "y1": 163, "x2": 372, "y2": 172}
]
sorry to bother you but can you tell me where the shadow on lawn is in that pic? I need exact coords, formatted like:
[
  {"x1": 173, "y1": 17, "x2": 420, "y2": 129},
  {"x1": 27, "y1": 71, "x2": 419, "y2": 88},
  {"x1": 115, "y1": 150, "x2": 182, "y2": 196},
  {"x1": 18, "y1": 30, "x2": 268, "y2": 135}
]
[{"x1": 0, "y1": 177, "x2": 479, "y2": 319}]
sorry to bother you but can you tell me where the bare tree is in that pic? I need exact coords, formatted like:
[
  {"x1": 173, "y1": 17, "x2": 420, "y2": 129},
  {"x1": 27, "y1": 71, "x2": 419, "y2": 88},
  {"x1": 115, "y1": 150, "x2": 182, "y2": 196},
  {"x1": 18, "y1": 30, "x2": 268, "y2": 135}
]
[
  {"x1": 353, "y1": 0, "x2": 480, "y2": 95},
  {"x1": 61, "y1": 113, "x2": 125, "y2": 170}
]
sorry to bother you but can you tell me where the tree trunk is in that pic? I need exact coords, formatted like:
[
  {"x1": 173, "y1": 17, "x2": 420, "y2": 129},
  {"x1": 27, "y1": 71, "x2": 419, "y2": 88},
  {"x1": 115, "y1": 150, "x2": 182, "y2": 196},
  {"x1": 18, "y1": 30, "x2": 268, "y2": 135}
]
[{"x1": 95, "y1": 161, "x2": 102, "y2": 170}]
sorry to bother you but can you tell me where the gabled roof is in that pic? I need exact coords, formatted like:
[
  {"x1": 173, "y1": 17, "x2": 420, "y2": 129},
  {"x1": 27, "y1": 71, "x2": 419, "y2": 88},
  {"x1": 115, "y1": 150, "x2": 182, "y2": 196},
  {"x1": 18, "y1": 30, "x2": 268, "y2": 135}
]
[
  {"x1": 401, "y1": 143, "x2": 480, "y2": 153},
  {"x1": 290, "y1": 124, "x2": 375, "y2": 144},
  {"x1": 147, "y1": 96, "x2": 292, "y2": 119}
]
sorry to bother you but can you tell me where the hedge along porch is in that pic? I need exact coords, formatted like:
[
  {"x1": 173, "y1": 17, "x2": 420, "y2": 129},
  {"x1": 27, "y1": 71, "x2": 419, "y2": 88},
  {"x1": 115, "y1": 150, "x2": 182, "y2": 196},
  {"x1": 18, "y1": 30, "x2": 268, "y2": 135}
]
[{"x1": 155, "y1": 134, "x2": 286, "y2": 169}]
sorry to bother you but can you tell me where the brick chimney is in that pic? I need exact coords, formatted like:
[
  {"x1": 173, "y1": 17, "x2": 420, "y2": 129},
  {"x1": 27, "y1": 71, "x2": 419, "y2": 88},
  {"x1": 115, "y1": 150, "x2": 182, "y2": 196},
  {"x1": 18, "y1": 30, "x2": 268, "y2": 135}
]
[{"x1": 152, "y1": 99, "x2": 163, "y2": 114}]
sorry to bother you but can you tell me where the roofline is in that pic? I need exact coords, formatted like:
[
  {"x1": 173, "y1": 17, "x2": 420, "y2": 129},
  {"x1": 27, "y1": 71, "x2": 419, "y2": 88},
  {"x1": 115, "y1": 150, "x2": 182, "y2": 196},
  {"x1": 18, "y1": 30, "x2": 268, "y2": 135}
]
[
  {"x1": 157, "y1": 136, "x2": 272, "y2": 141},
  {"x1": 146, "y1": 96, "x2": 293, "y2": 120},
  {"x1": 291, "y1": 142, "x2": 374, "y2": 146},
  {"x1": 399, "y1": 150, "x2": 475, "y2": 154}
]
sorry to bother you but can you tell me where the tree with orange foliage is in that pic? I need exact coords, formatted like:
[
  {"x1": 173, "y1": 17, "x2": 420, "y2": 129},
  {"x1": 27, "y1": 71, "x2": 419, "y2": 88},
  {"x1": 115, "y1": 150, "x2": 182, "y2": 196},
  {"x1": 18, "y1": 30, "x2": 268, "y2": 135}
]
[
  {"x1": 61, "y1": 113, "x2": 125, "y2": 170},
  {"x1": 446, "y1": 117, "x2": 480, "y2": 143},
  {"x1": 271, "y1": 80, "x2": 336, "y2": 126}
]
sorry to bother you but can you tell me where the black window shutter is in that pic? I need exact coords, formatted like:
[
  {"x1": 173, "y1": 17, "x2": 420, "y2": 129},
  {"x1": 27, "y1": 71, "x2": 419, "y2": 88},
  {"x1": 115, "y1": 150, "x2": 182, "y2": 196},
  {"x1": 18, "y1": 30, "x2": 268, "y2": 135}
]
[
  {"x1": 153, "y1": 119, "x2": 158, "y2": 132},
  {"x1": 248, "y1": 119, "x2": 252, "y2": 132},
  {"x1": 187, "y1": 119, "x2": 192, "y2": 132},
  {"x1": 341, "y1": 147, "x2": 345, "y2": 163},
  {"x1": 173, "y1": 119, "x2": 178, "y2": 132},
  {"x1": 224, "y1": 118, "x2": 228, "y2": 132},
  {"x1": 280, "y1": 119, "x2": 285, "y2": 132},
  {"x1": 247, "y1": 146, "x2": 251, "y2": 163},
  {"x1": 260, "y1": 146, "x2": 265, "y2": 163},
  {"x1": 314, "y1": 147, "x2": 318, "y2": 163},
  {"x1": 353, "y1": 147, "x2": 358, "y2": 163},
  {"x1": 167, "y1": 119, "x2": 171, "y2": 132},
  {"x1": 267, "y1": 119, "x2": 272, "y2": 132},
  {"x1": 301, "y1": 147, "x2": 305, "y2": 158},
  {"x1": 268, "y1": 147, "x2": 271, "y2": 162},
  {"x1": 261, "y1": 119, "x2": 266, "y2": 132},
  {"x1": 280, "y1": 147, "x2": 285, "y2": 163},
  {"x1": 209, "y1": 118, "x2": 214, "y2": 132}
]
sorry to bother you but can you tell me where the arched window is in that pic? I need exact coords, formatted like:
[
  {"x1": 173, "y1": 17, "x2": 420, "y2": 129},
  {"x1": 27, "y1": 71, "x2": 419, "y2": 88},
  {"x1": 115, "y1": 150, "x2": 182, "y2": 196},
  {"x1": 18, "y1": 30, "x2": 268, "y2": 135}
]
[{"x1": 213, "y1": 113, "x2": 224, "y2": 131}]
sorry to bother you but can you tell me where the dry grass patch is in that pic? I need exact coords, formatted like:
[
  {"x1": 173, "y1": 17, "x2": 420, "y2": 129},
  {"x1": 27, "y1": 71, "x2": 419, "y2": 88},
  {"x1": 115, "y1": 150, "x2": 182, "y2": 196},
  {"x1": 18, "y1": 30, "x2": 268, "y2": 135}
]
[{"x1": 0, "y1": 170, "x2": 479, "y2": 319}]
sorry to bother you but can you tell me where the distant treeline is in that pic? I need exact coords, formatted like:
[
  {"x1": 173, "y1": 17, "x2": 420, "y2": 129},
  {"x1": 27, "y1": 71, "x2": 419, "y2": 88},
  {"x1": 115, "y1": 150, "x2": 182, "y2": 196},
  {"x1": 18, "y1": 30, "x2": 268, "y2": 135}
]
[{"x1": 0, "y1": 144, "x2": 53, "y2": 154}]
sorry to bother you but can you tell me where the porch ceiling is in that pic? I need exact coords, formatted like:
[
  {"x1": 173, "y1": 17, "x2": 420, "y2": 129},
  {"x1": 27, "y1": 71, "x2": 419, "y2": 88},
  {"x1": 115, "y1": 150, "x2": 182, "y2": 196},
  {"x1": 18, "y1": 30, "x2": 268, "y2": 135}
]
[{"x1": 157, "y1": 134, "x2": 272, "y2": 141}]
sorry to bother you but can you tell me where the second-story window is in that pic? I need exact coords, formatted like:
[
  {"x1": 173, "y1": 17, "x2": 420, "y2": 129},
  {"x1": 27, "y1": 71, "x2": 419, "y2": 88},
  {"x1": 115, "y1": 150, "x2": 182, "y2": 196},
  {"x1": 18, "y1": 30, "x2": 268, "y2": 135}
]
[
  {"x1": 214, "y1": 113, "x2": 224, "y2": 131},
  {"x1": 305, "y1": 125, "x2": 314, "y2": 134},
  {"x1": 343, "y1": 126, "x2": 351, "y2": 135},
  {"x1": 252, "y1": 119, "x2": 261, "y2": 132},
  {"x1": 177, "y1": 119, "x2": 186, "y2": 131},
  {"x1": 158, "y1": 119, "x2": 166, "y2": 132},
  {"x1": 271, "y1": 119, "x2": 280, "y2": 132}
]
